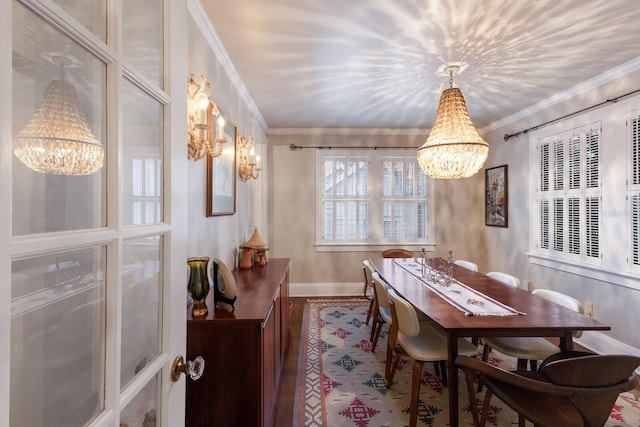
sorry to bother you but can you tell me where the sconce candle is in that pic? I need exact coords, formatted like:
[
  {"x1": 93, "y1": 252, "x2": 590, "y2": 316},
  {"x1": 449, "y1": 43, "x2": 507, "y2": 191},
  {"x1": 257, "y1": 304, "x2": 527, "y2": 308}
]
[{"x1": 217, "y1": 116, "x2": 225, "y2": 140}]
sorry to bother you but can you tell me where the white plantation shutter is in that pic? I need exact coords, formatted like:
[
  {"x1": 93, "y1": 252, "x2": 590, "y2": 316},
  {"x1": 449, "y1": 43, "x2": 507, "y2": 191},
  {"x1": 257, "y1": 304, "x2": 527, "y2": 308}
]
[
  {"x1": 630, "y1": 111, "x2": 640, "y2": 268},
  {"x1": 586, "y1": 129, "x2": 600, "y2": 188},
  {"x1": 322, "y1": 158, "x2": 369, "y2": 241},
  {"x1": 554, "y1": 198, "x2": 564, "y2": 252},
  {"x1": 586, "y1": 196, "x2": 600, "y2": 258},
  {"x1": 569, "y1": 134, "x2": 581, "y2": 190},
  {"x1": 540, "y1": 199, "x2": 550, "y2": 250},
  {"x1": 382, "y1": 158, "x2": 429, "y2": 241},
  {"x1": 554, "y1": 138, "x2": 564, "y2": 190},
  {"x1": 317, "y1": 150, "x2": 434, "y2": 247},
  {"x1": 568, "y1": 197, "x2": 580, "y2": 255},
  {"x1": 533, "y1": 123, "x2": 601, "y2": 264},
  {"x1": 632, "y1": 195, "x2": 640, "y2": 266}
]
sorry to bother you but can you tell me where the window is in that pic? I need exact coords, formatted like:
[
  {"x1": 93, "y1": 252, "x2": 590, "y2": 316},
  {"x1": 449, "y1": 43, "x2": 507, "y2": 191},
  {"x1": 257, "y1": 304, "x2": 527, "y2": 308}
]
[
  {"x1": 316, "y1": 150, "x2": 435, "y2": 250},
  {"x1": 532, "y1": 123, "x2": 601, "y2": 265},
  {"x1": 629, "y1": 110, "x2": 640, "y2": 271}
]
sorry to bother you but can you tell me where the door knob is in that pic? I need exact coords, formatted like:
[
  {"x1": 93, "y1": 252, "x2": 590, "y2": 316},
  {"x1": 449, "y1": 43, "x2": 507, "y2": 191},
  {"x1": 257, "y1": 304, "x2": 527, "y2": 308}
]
[{"x1": 171, "y1": 355, "x2": 204, "y2": 382}]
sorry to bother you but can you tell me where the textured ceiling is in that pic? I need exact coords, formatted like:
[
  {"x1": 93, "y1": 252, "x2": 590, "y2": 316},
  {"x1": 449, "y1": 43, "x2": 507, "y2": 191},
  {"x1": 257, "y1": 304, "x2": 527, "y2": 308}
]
[{"x1": 201, "y1": 0, "x2": 640, "y2": 131}]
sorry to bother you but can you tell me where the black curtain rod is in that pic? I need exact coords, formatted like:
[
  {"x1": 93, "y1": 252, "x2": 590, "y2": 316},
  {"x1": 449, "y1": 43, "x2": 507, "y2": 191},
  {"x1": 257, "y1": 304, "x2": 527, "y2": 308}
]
[
  {"x1": 503, "y1": 87, "x2": 640, "y2": 142},
  {"x1": 289, "y1": 144, "x2": 417, "y2": 151}
]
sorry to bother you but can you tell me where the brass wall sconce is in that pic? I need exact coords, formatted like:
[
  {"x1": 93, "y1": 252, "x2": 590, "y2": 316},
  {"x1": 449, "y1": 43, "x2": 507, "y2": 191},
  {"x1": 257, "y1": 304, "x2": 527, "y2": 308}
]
[
  {"x1": 187, "y1": 73, "x2": 226, "y2": 161},
  {"x1": 237, "y1": 132, "x2": 261, "y2": 181}
]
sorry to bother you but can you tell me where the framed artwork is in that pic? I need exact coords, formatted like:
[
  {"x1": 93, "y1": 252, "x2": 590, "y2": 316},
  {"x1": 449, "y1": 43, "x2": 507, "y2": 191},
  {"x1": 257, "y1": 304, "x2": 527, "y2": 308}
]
[
  {"x1": 206, "y1": 113, "x2": 236, "y2": 216},
  {"x1": 485, "y1": 164, "x2": 508, "y2": 227}
]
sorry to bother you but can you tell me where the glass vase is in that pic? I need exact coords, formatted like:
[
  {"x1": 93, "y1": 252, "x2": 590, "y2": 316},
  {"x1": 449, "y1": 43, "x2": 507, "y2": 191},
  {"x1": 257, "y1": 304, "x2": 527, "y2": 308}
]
[{"x1": 187, "y1": 256, "x2": 210, "y2": 317}]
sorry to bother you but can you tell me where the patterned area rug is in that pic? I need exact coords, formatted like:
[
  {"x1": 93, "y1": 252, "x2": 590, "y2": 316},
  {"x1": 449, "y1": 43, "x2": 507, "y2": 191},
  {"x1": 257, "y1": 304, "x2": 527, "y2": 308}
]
[{"x1": 294, "y1": 299, "x2": 640, "y2": 427}]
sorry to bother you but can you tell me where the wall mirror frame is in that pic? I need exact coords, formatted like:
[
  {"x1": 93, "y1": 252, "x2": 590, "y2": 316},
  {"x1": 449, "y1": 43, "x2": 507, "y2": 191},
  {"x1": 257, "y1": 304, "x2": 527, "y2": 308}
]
[{"x1": 206, "y1": 113, "x2": 236, "y2": 216}]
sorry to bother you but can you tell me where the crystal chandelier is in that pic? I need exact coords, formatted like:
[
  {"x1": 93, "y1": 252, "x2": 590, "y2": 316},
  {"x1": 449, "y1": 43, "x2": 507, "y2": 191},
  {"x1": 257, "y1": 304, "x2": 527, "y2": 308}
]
[
  {"x1": 417, "y1": 65, "x2": 488, "y2": 179},
  {"x1": 13, "y1": 57, "x2": 104, "y2": 175}
]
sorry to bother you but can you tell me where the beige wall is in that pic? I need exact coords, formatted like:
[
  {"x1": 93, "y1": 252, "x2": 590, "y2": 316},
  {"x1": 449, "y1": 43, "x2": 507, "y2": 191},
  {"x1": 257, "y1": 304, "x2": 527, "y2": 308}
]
[
  {"x1": 186, "y1": 14, "x2": 267, "y2": 269},
  {"x1": 267, "y1": 131, "x2": 487, "y2": 285}
]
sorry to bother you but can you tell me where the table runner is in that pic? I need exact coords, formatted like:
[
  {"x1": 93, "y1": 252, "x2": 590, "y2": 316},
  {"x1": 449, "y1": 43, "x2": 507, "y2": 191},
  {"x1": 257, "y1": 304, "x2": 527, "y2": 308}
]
[{"x1": 393, "y1": 259, "x2": 525, "y2": 316}]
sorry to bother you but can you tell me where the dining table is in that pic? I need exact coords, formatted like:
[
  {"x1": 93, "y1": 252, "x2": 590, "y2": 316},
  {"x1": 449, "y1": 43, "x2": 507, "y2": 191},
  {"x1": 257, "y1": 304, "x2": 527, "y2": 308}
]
[{"x1": 370, "y1": 257, "x2": 611, "y2": 427}]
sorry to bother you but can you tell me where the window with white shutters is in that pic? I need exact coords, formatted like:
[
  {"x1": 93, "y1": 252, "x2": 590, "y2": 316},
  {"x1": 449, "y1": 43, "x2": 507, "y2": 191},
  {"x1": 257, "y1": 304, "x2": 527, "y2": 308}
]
[
  {"x1": 317, "y1": 150, "x2": 434, "y2": 249},
  {"x1": 630, "y1": 111, "x2": 640, "y2": 269},
  {"x1": 533, "y1": 123, "x2": 601, "y2": 264}
]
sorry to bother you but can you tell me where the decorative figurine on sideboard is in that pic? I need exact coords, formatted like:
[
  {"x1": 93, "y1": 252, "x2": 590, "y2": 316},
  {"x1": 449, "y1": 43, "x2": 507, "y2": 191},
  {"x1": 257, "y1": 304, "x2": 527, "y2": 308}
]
[
  {"x1": 212, "y1": 258, "x2": 237, "y2": 311},
  {"x1": 239, "y1": 227, "x2": 269, "y2": 269}
]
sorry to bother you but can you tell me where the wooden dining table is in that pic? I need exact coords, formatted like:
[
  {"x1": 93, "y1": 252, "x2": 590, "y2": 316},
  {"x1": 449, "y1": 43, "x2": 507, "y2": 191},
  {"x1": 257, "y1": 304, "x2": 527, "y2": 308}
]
[{"x1": 370, "y1": 257, "x2": 611, "y2": 427}]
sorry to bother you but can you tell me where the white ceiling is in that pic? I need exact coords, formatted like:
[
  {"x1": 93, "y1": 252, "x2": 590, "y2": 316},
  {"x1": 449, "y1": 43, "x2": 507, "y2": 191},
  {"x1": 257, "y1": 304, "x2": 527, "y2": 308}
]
[{"x1": 201, "y1": 0, "x2": 640, "y2": 132}]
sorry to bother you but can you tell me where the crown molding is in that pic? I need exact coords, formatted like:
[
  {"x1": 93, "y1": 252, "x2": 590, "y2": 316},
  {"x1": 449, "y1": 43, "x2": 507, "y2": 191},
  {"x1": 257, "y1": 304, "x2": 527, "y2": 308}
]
[
  {"x1": 187, "y1": 0, "x2": 268, "y2": 134},
  {"x1": 267, "y1": 127, "x2": 429, "y2": 136},
  {"x1": 481, "y1": 56, "x2": 640, "y2": 134}
]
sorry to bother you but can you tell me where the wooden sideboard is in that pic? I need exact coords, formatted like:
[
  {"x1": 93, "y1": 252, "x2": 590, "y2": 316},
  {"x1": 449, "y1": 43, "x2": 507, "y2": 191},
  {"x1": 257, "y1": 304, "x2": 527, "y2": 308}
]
[{"x1": 186, "y1": 258, "x2": 290, "y2": 427}]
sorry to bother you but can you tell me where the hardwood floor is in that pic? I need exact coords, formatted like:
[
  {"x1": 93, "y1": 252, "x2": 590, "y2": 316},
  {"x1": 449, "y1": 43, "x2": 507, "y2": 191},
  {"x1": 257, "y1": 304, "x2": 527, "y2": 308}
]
[{"x1": 271, "y1": 297, "x2": 307, "y2": 427}]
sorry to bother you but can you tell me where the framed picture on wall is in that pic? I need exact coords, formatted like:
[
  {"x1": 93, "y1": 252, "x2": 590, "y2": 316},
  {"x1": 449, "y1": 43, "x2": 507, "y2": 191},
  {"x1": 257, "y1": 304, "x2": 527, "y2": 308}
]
[
  {"x1": 485, "y1": 164, "x2": 508, "y2": 227},
  {"x1": 206, "y1": 113, "x2": 236, "y2": 216}
]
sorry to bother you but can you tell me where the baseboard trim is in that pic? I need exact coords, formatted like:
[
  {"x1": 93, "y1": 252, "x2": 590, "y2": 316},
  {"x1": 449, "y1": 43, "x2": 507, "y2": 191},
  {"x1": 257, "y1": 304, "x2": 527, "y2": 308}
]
[{"x1": 290, "y1": 282, "x2": 362, "y2": 297}]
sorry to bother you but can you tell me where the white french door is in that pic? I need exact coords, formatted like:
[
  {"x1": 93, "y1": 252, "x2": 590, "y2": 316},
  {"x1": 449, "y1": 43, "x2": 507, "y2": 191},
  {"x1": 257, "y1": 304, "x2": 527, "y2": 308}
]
[{"x1": 1, "y1": 0, "x2": 189, "y2": 425}]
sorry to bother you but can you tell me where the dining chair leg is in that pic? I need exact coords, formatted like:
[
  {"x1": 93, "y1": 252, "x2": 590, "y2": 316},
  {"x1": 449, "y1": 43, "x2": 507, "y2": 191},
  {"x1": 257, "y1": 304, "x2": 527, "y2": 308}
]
[
  {"x1": 371, "y1": 319, "x2": 383, "y2": 352},
  {"x1": 387, "y1": 351, "x2": 401, "y2": 387},
  {"x1": 409, "y1": 360, "x2": 425, "y2": 427},
  {"x1": 463, "y1": 371, "x2": 481, "y2": 427},
  {"x1": 479, "y1": 389, "x2": 493, "y2": 427},
  {"x1": 384, "y1": 341, "x2": 393, "y2": 382},
  {"x1": 439, "y1": 360, "x2": 448, "y2": 387},
  {"x1": 369, "y1": 302, "x2": 379, "y2": 342},
  {"x1": 365, "y1": 299, "x2": 373, "y2": 325},
  {"x1": 478, "y1": 344, "x2": 491, "y2": 392}
]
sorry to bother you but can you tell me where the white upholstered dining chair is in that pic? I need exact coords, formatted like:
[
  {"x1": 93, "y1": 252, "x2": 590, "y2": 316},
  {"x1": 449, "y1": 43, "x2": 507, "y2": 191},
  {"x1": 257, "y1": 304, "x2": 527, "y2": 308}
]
[
  {"x1": 370, "y1": 272, "x2": 392, "y2": 352},
  {"x1": 481, "y1": 288, "x2": 584, "y2": 372},
  {"x1": 486, "y1": 271, "x2": 520, "y2": 288},
  {"x1": 454, "y1": 260, "x2": 478, "y2": 272},
  {"x1": 362, "y1": 260, "x2": 376, "y2": 326},
  {"x1": 386, "y1": 288, "x2": 478, "y2": 427}
]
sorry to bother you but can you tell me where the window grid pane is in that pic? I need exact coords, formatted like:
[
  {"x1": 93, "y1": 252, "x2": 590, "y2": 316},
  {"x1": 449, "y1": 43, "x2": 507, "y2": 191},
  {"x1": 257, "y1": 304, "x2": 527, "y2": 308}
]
[
  {"x1": 586, "y1": 129, "x2": 600, "y2": 188},
  {"x1": 539, "y1": 143, "x2": 549, "y2": 192},
  {"x1": 554, "y1": 139, "x2": 564, "y2": 191},
  {"x1": 633, "y1": 116, "x2": 640, "y2": 186},
  {"x1": 540, "y1": 199, "x2": 549, "y2": 249},
  {"x1": 586, "y1": 197, "x2": 600, "y2": 258},
  {"x1": 568, "y1": 197, "x2": 580, "y2": 254},
  {"x1": 633, "y1": 194, "x2": 640, "y2": 265},
  {"x1": 568, "y1": 134, "x2": 581, "y2": 190},
  {"x1": 554, "y1": 198, "x2": 564, "y2": 251}
]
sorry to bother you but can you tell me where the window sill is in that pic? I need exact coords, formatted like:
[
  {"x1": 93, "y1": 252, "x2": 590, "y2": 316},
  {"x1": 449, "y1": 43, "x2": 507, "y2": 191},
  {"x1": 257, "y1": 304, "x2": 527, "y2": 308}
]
[{"x1": 527, "y1": 253, "x2": 640, "y2": 291}]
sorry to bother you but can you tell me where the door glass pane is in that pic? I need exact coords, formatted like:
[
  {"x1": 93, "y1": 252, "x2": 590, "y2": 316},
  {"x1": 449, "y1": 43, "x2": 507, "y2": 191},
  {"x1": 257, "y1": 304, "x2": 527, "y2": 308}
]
[
  {"x1": 51, "y1": 0, "x2": 107, "y2": 41},
  {"x1": 10, "y1": 247, "x2": 106, "y2": 427},
  {"x1": 121, "y1": 374, "x2": 161, "y2": 426},
  {"x1": 121, "y1": 236, "x2": 162, "y2": 388},
  {"x1": 122, "y1": 0, "x2": 164, "y2": 86},
  {"x1": 123, "y1": 79, "x2": 164, "y2": 226},
  {"x1": 12, "y1": 2, "x2": 107, "y2": 236}
]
